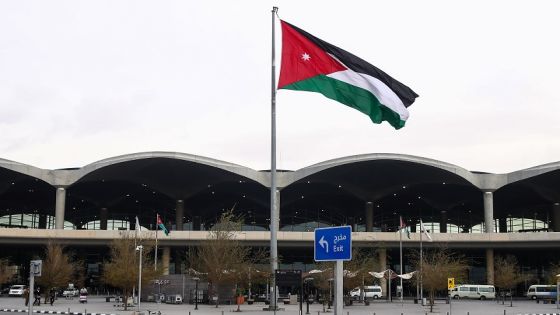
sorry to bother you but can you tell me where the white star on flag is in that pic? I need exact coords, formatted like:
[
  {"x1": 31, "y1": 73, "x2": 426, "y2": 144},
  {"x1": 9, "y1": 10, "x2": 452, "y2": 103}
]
[{"x1": 301, "y1": 52, "x2": 311, "y2": 61}]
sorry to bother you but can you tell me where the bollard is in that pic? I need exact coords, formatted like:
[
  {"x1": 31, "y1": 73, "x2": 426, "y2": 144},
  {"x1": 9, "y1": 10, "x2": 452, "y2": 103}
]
[
  {"x1": 189, "y1": 312, "x2": 191, "y2": 315},
  {"x1": 85, "y1": 309, "x2": 87, "y2": 315},
  {"x1": 222, "y1": 312, "x2": 224, "y2": 315},
  {"x1": 68, "y1": 308, "x2": 70, "y2": 315},
  {"x1": 318, "y1": 311, "x2": 320, "y2": 315},
  {"x1": 503, "y1": 310, "x2": 506, "y2": 315}
]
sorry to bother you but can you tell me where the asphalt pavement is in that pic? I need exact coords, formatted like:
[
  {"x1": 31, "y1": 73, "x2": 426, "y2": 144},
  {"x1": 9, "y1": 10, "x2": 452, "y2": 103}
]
[{"x1": 1, "y1": 296, "x2": 559, "y2": 315}]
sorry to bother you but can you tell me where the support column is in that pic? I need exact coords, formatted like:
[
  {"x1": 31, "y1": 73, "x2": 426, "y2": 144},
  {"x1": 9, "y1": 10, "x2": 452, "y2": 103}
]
[
  {"x1": 551, "y1": 203, "x2": 560, "y2": 232},
  {"x1": 175, "y1": 200, "x2": 184, "y2": 231},
  {"x1": 38, "y1": 214, "x2": 47, "y2": 229},
  {"x1": 174, "y1": 200, "x2": 184, "y2": 274},
  {"x1": 440, "y1": 211, "x2": 447, "y2": 233},
  {"x1": 486, "y1": 248, "x2": 494, "y2": 285},
  {"x1": 55, "y1": 187, "x2": 67, "y2": 230},
  {"x1": 365, "y1": 202, "x2": 373, "y2": 232},
  {"x1": 378, "y1": 248, "x2": 387, "y2": 295},
  {"x1": 193, "y1": 216, "x2": 201, "y2": 231},
  {"x1": 162, "y1": 247, "x2": 170, "y2": 275},
  {"x1": 499, "y1": 217, "x2": 507, "y2": 233},
  {"x1": 483, "y1": 191, "x2": 494, "y2": 233},
  {"x1": 99, "y1": 208, "x2": 108, "y2": 230}
]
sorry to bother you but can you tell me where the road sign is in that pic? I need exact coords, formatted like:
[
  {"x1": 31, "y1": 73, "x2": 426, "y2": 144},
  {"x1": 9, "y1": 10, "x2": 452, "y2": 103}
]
[
  {"x1": 448, "y1": 277, "x2": 455, "y2": 290},
  {"x1": 30, "y1": 260, "x2": 42, "y2": 277},
  {"x1": 275, "y1": 269, "x2": 302, "y2": 286},
  {"x1": 314, "y1": 226, "x2": 352, "y2": 262}
]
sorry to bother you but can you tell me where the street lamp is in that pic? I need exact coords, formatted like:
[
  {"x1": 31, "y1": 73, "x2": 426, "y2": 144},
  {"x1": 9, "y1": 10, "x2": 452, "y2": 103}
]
[
  {"x1": 192, "y1": 277, "x2": 200, "y2": 310},
  {"x1": 136, "y1": 245, "x2": 143, "y2": 312},
  {"x1": 304, "y1": 278, "x2": 313, "y2": 315}
]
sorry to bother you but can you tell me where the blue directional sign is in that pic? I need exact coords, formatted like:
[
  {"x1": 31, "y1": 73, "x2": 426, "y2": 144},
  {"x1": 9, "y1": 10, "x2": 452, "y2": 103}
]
[{"x1": 314, "y1": 226, "x2": 352, "y2": 262}]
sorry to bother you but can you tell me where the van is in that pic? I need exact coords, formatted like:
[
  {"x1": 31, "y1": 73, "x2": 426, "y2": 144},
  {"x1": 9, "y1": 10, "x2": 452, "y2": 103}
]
[
  {"x1": 349, "y1": 286, "x2": 383, "y2": 300},
  {"x1": 527, "y1": 285, "x2": 557, "y2": 300},
  {"x1": 449, "y1": 284, "x2": 495, "y2": 300}
]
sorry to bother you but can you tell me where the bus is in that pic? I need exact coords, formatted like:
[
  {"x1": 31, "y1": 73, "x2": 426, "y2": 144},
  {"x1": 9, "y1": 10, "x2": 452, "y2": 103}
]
[
  {"x1": 449, "y1": 284, "x2": 496, "y2": 300},
  {"x1": 527, "y1": 285, "x2": 557, "y2": 300}
]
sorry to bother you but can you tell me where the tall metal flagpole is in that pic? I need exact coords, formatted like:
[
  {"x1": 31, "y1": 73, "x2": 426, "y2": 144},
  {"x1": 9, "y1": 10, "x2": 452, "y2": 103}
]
[
  {"x1": 399, "y1": 218, "x2": 403, "y2": 303},
  {"x1": 420, "y1": 219, "x2": 423, "y2": 304},
  {"x1": 155, "y1": 215, "x2": 158, "y2": 271},
  {"x1": 270, "y1": 6, "x2": 279, "y2": 311}
]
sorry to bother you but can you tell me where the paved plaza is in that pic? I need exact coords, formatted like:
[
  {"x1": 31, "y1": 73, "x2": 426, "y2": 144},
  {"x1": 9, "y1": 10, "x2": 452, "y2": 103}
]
[{"x1": 1, "y1": 296, "x2": 559, "y2": 315}]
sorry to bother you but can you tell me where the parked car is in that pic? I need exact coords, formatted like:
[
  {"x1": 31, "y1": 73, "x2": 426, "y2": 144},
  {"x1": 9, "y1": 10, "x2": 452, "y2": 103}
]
[
  {"x1": 8, "y1": 285, "x2": 26, "y2": 296},
  {"x1": 449, "y1": 284, "x2": 496, "y2": 300},
  {"x1": 63, "y1": 288, "x2": 79, "y2": 297},
  {"x1": 349, "y1": 286, "x2": 383, "y2": 300}
]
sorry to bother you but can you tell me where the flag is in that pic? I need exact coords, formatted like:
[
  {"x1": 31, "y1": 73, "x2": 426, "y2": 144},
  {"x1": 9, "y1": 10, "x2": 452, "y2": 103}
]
[
  {"x1": 157, "y1": 214, "x2": 169, "y2": 236},
  {"x1": 420, "y1": 220, "x2": 432, "y2": 241},
  {"x1": 135, "y1": 216, "x2": 141, "y2": 232},
  {"x1": 278, "y1": 20, "x2": 419, "y2": 130},
  {"x1": 398, "y1": 216, "x2": 411, "y2": 239}
]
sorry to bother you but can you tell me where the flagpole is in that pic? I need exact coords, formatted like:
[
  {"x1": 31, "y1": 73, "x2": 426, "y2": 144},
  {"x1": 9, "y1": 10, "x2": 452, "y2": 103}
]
[
  {"x1": 420, "y1": 219, "x2": 423, "y2": 304},
  {"x1": 399, "y1": 217, "x2": 403, "y2": 303},
  {"x1": 270, "y1": 6, "x2": 279, "y2": 311},
  {"x1": 155, "y1": 214, "x2": 158, "y2": 271}
]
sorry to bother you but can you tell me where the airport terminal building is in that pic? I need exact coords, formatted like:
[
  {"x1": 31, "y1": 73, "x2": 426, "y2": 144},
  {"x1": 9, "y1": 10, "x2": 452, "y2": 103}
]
[{"x1": 1, "y1": 152, "x2": 559, "y2": 295}]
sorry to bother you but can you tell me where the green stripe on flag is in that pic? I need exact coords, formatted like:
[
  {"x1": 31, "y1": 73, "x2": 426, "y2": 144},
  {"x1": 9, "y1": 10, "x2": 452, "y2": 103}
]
[{"x1": 282, "y1": 75, "x2": 406, "y2": 129}]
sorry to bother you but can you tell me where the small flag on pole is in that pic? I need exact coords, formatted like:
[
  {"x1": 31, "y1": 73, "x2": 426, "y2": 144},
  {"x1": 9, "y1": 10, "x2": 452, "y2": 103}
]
[
  {"x1": 135, "y1": 216, "x2": 141, "y2": 232},
  {"x1": 399, "y1": 216, "x2": 411, "y2": 239},
  {"x1": 157, "y1": 214, "x2": 169, "y2": 236},
  {"x1": 420, "y1": 219, "x2": 432, "y2": 241}
]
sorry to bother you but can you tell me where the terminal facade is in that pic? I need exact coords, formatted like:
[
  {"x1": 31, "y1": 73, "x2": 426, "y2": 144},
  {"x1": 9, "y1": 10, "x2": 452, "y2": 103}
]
[{"x1": 1, "y1": 152, "x2": 559, "y2": 295}]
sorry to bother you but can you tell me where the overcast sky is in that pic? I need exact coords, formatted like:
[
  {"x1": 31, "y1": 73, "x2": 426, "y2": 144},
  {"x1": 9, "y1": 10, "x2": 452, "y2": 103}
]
[{"x1": 1, "y1": 0, "x2": 559, "y2": 174}]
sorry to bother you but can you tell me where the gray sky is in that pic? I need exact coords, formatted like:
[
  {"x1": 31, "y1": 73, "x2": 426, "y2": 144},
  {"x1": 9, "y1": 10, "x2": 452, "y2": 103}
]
[{"x1": 1, "y1": 0, "x2": 559, "y2": 173}]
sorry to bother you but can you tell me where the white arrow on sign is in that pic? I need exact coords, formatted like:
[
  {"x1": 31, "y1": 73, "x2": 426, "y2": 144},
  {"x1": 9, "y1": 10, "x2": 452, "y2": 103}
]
[{"x1": 319, "y1": 235, "x2": 329, "y2": 253}]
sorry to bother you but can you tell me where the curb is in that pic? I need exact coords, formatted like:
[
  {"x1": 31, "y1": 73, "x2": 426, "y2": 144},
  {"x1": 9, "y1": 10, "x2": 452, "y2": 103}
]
[
  {"x1": 516, "y1": 314, "x2": 560, "y2": 315},
  {"x1": 0, "y1": 309, "x2": 118, "y2": 315}
]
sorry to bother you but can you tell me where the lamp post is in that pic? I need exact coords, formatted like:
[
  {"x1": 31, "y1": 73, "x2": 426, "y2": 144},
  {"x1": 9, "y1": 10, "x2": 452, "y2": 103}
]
[
  {"x1": 136, "y1": 245, "x2": 143, "y2": 312},
  {"x1": 192, "y1": 277, "x2": 200, "y2": 310},
  {"x1": 328, "y1": 278, "x2": 334, "y2": 310},
  {"x1": 304, "y1": 278, "x2": 313, "y2": 314}
]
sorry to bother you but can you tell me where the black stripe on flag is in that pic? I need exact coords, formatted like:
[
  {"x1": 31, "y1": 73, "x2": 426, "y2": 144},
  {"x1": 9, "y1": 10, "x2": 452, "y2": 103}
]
[{"x1": 282, "y1": 21, "x2": 419, "y2": 108}]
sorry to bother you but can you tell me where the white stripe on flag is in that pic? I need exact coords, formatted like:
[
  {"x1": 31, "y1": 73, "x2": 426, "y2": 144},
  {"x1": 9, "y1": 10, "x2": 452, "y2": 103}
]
[{"x1": 420, "y1": 220, "x2": 432, "y2": 241}]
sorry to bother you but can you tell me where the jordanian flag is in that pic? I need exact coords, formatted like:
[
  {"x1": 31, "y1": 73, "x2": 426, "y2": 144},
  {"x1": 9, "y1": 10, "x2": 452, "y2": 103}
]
[
  {"x1": 157, "y1": 214, "x2": 169, "y2": 236},
  {"x1": 278, "y1": 21, "x2": 419, "y2": 129}
]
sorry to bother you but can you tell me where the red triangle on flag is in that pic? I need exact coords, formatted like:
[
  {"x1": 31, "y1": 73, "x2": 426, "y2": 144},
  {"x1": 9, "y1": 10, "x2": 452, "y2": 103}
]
[{"x1": 278, "y1": 21, "x2": 346, "y2": 89}]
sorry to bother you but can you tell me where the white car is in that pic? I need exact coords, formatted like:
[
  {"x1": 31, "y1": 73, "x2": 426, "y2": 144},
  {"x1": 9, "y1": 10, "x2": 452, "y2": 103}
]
[
  {"x1": 9, "y1": 285, "x2": 26, "y2": 296},
  {"x1": 63, "y1": 288, "x2": 79, "y2": 297}
]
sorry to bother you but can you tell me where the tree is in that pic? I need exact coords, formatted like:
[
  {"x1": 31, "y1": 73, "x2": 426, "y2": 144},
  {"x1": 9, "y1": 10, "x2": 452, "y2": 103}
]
[
  {"x1": 343, "y1": 248, "x2": 379, "y2": 304},
  {"x1": 0, "y1": 259, "x2": 15, "y2": 287},
  {"x1": 304, "y1": 262, "x2": 334, "y2": 310},
  {"x1": 494, "y1": 255, "x2": 525, "y2": 305},
  {"x1": 548, "y1": 261, "x2": 560, "y2": 285},
  {"x1": 102, "y1": 233, "x2": 159, "y2": 310},
  {"x1": 411, "y1": 247, "x2": 468, "y2": 312},
  {"x1": 188, "y1": 210, "x2": 252, "y2": 308},
  {"x1": 37, "y1": 242, "x2": 80, "y2": 303}
]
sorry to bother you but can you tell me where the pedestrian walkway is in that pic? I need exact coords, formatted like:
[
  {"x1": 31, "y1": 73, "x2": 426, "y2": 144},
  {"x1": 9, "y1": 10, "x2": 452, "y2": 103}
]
[{"x1": 1, "y1": 296, "x2": 559, "y2": 315}]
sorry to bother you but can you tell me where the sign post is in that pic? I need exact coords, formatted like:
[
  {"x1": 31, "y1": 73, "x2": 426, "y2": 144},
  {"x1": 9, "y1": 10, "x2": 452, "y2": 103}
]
[
  {"x1": 314, "y1": 226, "x2": 352, "y2": 315},
  {"x1": 447, "y1": 278, "x2": 454, "y2": 315},
  {"x1": 28, "y1": 260, "x2": 42, "y2": 315}
]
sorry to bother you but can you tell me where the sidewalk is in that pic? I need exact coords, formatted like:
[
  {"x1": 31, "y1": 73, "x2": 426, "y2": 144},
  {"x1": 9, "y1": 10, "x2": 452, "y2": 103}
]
[{"x1": 1, "y1": 296, "x2": 559, "y2": 315}]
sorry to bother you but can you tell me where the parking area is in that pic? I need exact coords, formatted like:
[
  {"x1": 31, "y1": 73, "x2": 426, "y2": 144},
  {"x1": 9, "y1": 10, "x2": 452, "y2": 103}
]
[{"x1": 0, "y1": 296, "x2": 559, "y2": 315}]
